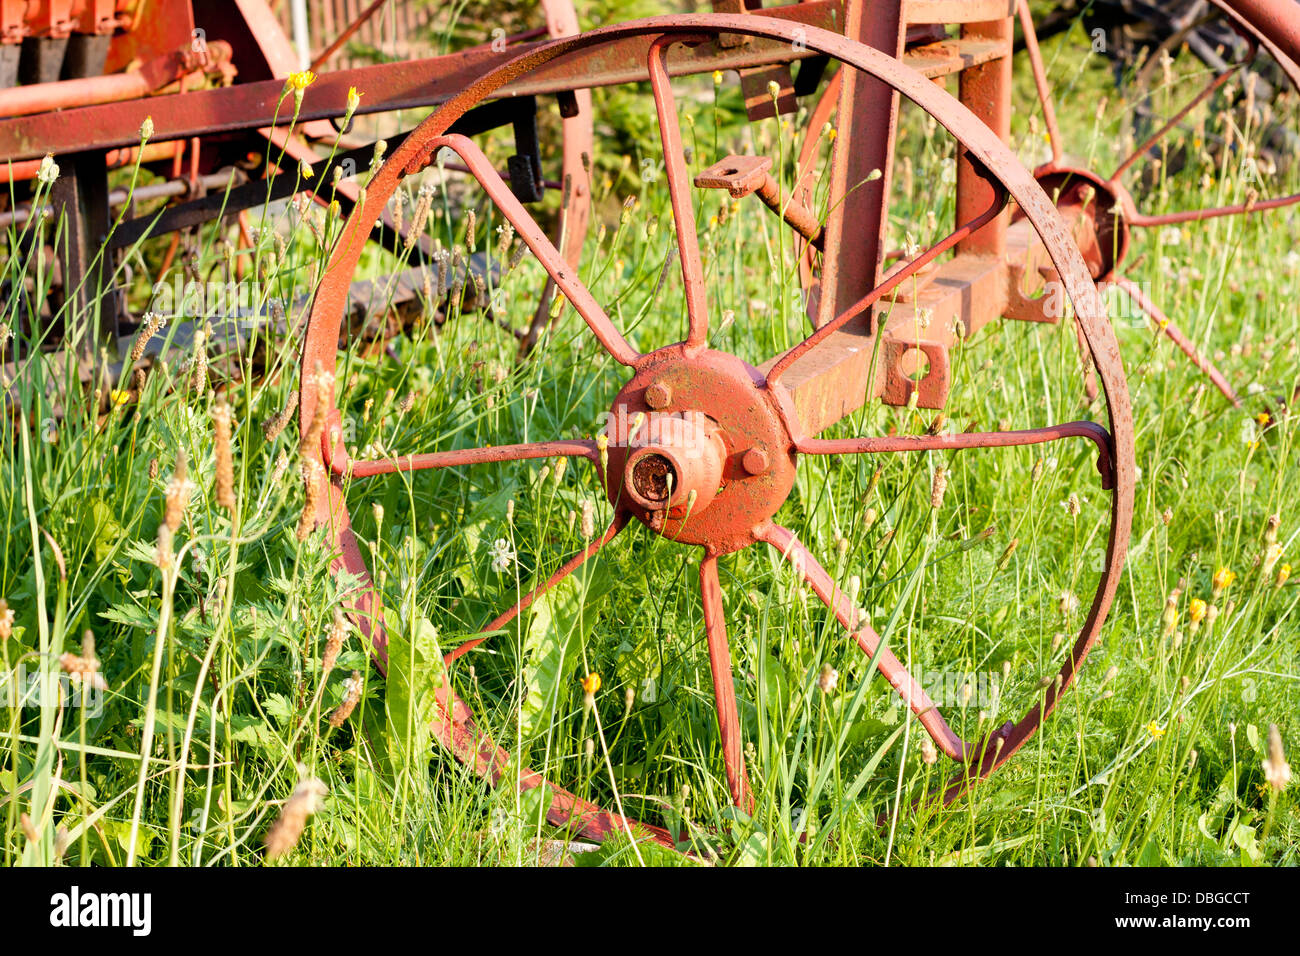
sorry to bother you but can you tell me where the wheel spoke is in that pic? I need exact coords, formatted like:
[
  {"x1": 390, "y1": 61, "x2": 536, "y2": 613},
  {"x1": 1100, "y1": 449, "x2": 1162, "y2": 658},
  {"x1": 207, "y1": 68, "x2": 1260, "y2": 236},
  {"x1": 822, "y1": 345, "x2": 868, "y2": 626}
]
[
  {"x1": 1108, "y1": 275, "x2": 1242, "y2": 406},
  {"x1": 430, "y1": 134, "x2": 639, "y2": 367},
  {"x1": 1109, "y1": 62, "x2": 1242, "y2": 182},
  {"x1": 428, "y1": 679, "x2": 676, "y2": 847},
  {"x1": 797, "y1": 421, "x2": 1115, "y2": 490},
  {"x1": 1126, "y1": 189, "x2": 1300, "y2": 227},
  {"x1": 648, "y1": 36, "x2": 710, "y2": 350},
  {"x1": 765, "y1": 184, "x2": 1007, "y2": 385},
  {"x1": 444, "y1": 511, "x2": 629, "y2": 664},
  {"x1": 699, "y1": 554, "x2": 754, "y2": 813},
  {"x1": 329, "y1": 438, "x2": 599, "y2": 479},
  {"x1": 1015, "y1": 0, "x2": 1063, "y2": 168},
  {"x1": 757, "y1": 524, "x2": 970, "y2": 762}
]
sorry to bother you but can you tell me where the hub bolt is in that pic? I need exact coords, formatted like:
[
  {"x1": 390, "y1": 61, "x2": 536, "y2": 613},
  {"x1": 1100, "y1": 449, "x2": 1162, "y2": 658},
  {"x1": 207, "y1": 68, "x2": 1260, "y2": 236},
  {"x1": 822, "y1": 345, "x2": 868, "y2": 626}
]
[
  {"x1": 644, "y1": 381, "x2": 672, "y2": 409},
  {"x1": 742, "y1": 447, "x2": 769, "y2": 476}
]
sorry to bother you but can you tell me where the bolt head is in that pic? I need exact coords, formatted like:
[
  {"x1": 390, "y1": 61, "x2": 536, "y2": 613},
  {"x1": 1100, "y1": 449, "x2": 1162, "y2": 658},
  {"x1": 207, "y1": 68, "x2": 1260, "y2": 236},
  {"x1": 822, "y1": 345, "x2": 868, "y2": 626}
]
[
  {"x1": 742, "y1": 447, "x2": 769, "y2": 476},
  {"x1": 644, "y1": 381, "x2": 672, "y2": 409}
]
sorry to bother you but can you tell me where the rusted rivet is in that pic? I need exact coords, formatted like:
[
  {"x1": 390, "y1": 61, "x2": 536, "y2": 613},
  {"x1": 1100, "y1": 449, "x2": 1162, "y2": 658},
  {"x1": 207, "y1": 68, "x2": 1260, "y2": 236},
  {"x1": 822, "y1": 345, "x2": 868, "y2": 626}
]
[
  {"x1": 742, "y1": 447, "x2": 769, "y2": 476},
  {"x1": 645, "y1": 381, "x2": 672, "y2": 409}
]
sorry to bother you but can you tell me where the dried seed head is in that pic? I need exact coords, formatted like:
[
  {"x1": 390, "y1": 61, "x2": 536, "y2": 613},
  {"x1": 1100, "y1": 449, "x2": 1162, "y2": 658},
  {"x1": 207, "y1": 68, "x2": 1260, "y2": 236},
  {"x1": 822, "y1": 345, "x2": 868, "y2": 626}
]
[
  {"x1": 323, "y1": 607, "x2": 348, "y2": 676},
  {"x1": 930, "y1": 466, "x2": 948, "y2": 509},
  {"x1": 130, "y1": 312, "x2": 166, "y2": 363},
  {"x1": 264, "y1": 773, "x2": 329, "y2": 860},
  {"x1": 297, "y1": 459, "x2": 324, "y2": 542},
  {"x1": 59, "y1": 630, "x2": 108, "y2": 691},
  {"x1": 580, "y1": 499, "x2": 595, "y2": 540},
  {"x1": 212, "y1": 400, "x2": 236, "y2": 512},
  {"x1": 817, "y1": 663, "x2": 838, "y2": 695},
  {"x1": 0, "y1": 599, "x2": 12, "y2": 641},
  {"x1": 190, "y1": 326, "x2": 208, "y2": 393},
  {"x1": 1263, "y1": 724, "x2": 1291, "y2": 792},
  {"x1": 1065, "y1": 492, "x2": 1081, "y2": 517},
  {"x1": 920, "y1": 735, "x2": 937, "y2": 765},
  {"x1": 997, "y1": 537, "x2": 1019, "y2": 571},
  {"x1": 328, "y1": 671, "x2": 363, "y2": 728},
  {"x1": 164, "y1": 453, "x2": 194, "y2": 532},
  {"x1": 263, "y1": 395, "x2": 297, "y2": 443},
  {"x1": 155, "y1": 523, "x2": 174, "y2": 571}
]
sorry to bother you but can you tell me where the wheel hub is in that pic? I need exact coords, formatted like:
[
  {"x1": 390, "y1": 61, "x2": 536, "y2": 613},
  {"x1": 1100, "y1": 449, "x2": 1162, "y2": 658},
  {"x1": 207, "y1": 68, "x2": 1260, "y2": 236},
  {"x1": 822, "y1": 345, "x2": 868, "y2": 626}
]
[
  {"x1": 601, "y1": 346, "x2": 798, "y2": 553},
  {"x1": 1033, "y1": 163, "x2": 1135, "y2": 280}
]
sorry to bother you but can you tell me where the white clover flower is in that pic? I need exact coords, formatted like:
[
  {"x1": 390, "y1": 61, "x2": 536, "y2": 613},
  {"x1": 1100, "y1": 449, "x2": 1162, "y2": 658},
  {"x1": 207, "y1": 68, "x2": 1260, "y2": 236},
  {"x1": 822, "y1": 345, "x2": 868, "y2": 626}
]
[{"x1": 489, "y1": 538, "x2": 516, "y2": 572}]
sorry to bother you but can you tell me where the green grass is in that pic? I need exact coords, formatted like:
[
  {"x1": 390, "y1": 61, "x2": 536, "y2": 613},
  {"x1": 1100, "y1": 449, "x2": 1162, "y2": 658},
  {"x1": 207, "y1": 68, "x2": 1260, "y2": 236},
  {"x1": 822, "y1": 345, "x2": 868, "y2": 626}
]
[{"x1": 0, "y1": 14, "x2": 1297, "y2": 866}]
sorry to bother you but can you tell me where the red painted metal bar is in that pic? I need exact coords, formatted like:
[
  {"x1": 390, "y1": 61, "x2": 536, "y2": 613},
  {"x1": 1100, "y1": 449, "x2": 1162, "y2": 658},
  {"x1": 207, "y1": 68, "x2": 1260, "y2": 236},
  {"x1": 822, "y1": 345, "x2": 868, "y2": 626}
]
[
  {"x1": 758, "y1": 523, "x2": 971, "y2": 761},
  {"x1": 308, "y1": 0, "x2": 387, "y2": 72},
  {"x1": 444, "y1": 512, "x2": 630, "y2": 666},
  {"x1": 765, "y1": 186, "x2": 1007, "y2": 385},
  {"x1": 0, "y1": 1, "x2": 844, "y2": 162},
  {"x1": 328, "y1": 439, "x2": 599, "y2": 480},
  {"x1": 0, "y1": 41, "x2": 233, "y2": 117},
  {"x1": 1014, "y1": 0, "x2": 1062, "y2": 167},
  {"x1": 407, "y1": 134, "x2": 640, "y2": 367},
  {"x1": 797, "y1": 421, "x2": 1116, "y2": 488},
  {"x1": 1108, "y1": 275, "x2": 1242, "y2": 407},
  {"x1": 1109, "y1": 63, "x2": 1244, "y2": 181},
  {"x1": 699, "y1": 554, "x2": 754, "y2": 813},
  {"x1": 647, "y1": 34, "x2": 711, "y2": 352},
  {"x1": 814, "y1": 0, "x2": 902, "y2": 330}
]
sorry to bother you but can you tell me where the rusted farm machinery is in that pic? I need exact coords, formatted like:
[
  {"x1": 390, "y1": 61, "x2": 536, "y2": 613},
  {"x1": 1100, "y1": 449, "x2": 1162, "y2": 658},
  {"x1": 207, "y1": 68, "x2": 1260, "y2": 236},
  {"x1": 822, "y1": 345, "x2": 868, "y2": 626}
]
[{"x1": 3, "y1": 0, "x2": 1299, "y2": 852}]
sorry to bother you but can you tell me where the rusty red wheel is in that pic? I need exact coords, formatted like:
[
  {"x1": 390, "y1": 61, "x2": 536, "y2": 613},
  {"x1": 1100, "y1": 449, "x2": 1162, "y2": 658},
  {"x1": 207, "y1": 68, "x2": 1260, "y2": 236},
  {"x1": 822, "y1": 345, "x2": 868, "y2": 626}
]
[
  {"x1": 791, "y1": 1, "x2": 1300, "y2": 410},
  {"x1": 1009, "y1": 0, "x2": 1300, "y2": 408},
  {"x1": 299, "y1": 15, "x2": 1136, "y2": 847}
]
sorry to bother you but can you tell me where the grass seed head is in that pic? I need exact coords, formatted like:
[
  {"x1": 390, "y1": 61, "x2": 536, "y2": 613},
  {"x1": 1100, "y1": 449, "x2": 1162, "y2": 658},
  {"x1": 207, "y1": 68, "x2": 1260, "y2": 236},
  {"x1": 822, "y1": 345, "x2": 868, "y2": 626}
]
[
  {"x1": 1264, "y1": 724, "x2": 1291, "y2": 792},
  {"x1": 164, "y1": 452, "x2": 194, "y2": 533},
  {"x1": 329, "y1": 671, "x2": 363, "y2": 728},
  {"x1": 323, "y1": 607, "x2": 348, "y2": 676},
  {"x1": 264, "y1": 772, "x2": 328, "y2": 860},
  {"x1": 930, "y1": 466, "x2": 948, "y2": 509},
  {"x1": 212, "y1": 400, "x2": 236, "y2": 512}
]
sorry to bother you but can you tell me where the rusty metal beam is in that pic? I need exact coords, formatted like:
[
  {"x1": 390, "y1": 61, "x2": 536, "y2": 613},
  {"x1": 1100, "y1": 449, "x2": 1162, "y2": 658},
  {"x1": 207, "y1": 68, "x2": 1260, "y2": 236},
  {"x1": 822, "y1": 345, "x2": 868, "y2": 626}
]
[{"x1": 0, "y1": 1, "x2": 844, "y2": 161}]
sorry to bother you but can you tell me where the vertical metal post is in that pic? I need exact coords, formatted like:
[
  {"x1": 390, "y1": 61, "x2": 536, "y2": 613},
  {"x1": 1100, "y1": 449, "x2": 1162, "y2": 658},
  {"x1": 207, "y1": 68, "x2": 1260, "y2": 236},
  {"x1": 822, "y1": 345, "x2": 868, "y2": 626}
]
[
  {"x1": 954, "y1": 15, "x2": 1012, "y2": 262},
  {"x1": 815, "y1": 0, "x2": 904, "y2": 331},
  {"x1": 51, "y1": 150, "x2": 116, "y2": 357}
]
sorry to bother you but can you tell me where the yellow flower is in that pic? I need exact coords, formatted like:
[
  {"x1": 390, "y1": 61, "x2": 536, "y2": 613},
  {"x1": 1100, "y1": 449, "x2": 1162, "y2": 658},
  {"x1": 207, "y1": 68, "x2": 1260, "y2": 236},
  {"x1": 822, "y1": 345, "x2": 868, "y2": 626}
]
[
  {"x1": 109, "y1": 389, "x2": 131, "y2": 407},
  {"x1": 346, "y1": 86, "x2": 362, "y2": 114},
  {"x1": 1188, "y1": 598, "x2": 1207, "y2": 623},
  {"x1": 1212, "y1": 566, "x2": 1236, "y2": 595},
  {"x1": 1277, "y1": 564, "x2": 1292, "y2": 588},
  {"x1": 299, "y1": 159, "x2": 314, "y2": 180},
  {"x1": 1255, "y1": 412, "x2": 1271, "y2": 428},
  {"x1": 580, "y1": 672, "x2": 601, "y2": 696},
  {"x1": 1147, "y1": 721, "x2": 1166, "y2": 739},
  {"x1": 286, "y1": 70, "x2": 316, "y2": 92},
  {"x1": 712, "y1": 70, "x2": 723, "y2": 86}
]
